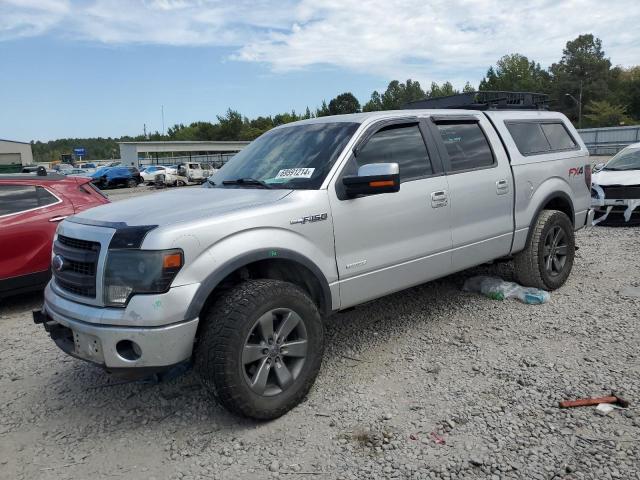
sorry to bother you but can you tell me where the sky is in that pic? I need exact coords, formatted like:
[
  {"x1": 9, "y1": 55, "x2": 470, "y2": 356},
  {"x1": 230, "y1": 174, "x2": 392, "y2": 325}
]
[{"x1": 1, "y1": 0, "x2": 639, "y2": 142}]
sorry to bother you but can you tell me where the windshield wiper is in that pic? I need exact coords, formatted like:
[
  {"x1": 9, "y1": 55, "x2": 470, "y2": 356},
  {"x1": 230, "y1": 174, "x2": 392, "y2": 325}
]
[{"x1": 222, "y1": 178, "x2": 273, "y2": 189}]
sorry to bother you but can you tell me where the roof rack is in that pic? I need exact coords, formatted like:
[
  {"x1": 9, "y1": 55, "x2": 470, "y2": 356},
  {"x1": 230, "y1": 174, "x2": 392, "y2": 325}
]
[{"x1": 404, "y1": 91, "x2": 550, "y2": 111}]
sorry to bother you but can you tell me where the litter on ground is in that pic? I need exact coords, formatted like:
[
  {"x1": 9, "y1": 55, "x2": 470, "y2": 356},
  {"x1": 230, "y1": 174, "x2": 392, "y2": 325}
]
[{"x1": 462, "y1": 275, "x2": 550, "y2": 304}]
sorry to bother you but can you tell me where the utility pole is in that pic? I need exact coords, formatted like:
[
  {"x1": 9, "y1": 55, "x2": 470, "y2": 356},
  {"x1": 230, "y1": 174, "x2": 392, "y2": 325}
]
[
  {"x1": 578, "y1": 80, "x2": 583, "y2": 130},
  {"x1": 161, "y1": 105, "x2": 165, "y2": 136},
  {"x1": 565, "y1": 80, "x2": 583, "y2": 129},
  {"x1": 143, "y1": 123, "x2": 147, "y2": 138}
]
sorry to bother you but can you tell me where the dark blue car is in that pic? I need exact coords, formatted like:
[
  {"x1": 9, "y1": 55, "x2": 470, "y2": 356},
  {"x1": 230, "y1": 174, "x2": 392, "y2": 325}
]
[{"x1": 90, "y1": 166, "x2": 143, "y2": 189}]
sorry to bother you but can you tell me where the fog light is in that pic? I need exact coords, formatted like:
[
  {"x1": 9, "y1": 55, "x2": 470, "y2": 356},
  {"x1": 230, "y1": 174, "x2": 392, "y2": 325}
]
[
  {"x1": 106, "y1": 285, "x2": 133, "y2": 305},
  {"x1": 116, "y1": 340, "x2": 142, "y2": 361}
]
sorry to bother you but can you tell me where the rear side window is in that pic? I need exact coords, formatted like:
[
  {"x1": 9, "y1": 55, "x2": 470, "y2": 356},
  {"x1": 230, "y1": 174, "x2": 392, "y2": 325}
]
[
  {"x1": 507, "y1": 121, "x2": 577, "y2": 156},
  {"x1": 0, "y1": 185, "x2": 58, "y2": 216},
  {"x1": 355, "y1": 124, "x2": 432, "y2": 182},
  {"x1": 435, "y1": 122, "x2": 494, "y2": 172}
]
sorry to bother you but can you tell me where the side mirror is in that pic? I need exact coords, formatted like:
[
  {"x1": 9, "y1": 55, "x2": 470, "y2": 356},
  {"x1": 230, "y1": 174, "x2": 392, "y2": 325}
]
[
  {"x1": 593, "y1": 162, "x2": 605, "y2": 172},
  {"x1": 342, "y1": 163, "x2": 400, "y2": 198}
]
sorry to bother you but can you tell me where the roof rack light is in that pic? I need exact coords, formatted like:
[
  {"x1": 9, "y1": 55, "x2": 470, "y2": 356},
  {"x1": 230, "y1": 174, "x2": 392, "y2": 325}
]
[{"x1": 404, "y1": 91, "x2": 550, "y2": 111}]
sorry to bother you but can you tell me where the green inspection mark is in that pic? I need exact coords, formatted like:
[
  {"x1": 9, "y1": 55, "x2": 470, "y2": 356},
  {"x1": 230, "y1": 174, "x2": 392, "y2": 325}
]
[{"x1": 269, "y1": 250, "x2": 278, "y2": 257}]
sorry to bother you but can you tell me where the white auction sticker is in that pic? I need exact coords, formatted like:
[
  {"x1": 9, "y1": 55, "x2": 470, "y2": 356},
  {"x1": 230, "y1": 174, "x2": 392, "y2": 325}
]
[{"x1": 275, "y1": 168, "x2": 315, "y2": 179}]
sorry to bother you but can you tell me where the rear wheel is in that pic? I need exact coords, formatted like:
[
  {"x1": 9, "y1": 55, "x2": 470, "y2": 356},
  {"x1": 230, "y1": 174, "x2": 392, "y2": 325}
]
[
  {"x1": 513, "y1": 210, "x2": 575, "y2": 290},
  {"x1": 195, "y1": 279, "x2": 324, "y2": 419}
]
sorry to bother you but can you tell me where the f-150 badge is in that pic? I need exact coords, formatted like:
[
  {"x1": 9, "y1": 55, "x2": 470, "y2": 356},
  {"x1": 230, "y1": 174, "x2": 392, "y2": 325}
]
[{"x1": 290, "y1": 213, "x2": 328, "y2": 225}]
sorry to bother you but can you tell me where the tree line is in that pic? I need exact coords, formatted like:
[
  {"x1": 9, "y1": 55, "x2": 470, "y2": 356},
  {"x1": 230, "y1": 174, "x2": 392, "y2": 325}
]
[{"x1": 32, "y1": 33, "x2": 640, "y2": 163}]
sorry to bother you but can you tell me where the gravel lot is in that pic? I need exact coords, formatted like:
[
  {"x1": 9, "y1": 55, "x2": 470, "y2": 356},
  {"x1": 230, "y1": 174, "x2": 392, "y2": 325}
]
[{"x1": 1, "y1": 186, "x2": 639, "y2": 479}]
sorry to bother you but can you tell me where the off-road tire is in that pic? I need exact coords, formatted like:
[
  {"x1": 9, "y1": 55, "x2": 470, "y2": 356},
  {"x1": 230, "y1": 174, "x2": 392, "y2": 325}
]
[
  {"x1": 513, "y1": 209, "x2": 575, "y2": 290},
  {"x1": 195, "y1": 279, "x2": 324, "y2": 420}
]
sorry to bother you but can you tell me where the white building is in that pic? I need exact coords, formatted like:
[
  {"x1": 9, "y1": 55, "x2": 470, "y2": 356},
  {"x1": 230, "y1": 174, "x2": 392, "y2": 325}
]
[{"x1": 0, "y1": 139, "x2": 34, "y2": 168}]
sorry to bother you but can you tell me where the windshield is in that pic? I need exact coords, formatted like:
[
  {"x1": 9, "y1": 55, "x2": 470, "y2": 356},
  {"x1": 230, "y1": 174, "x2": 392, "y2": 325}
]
[
  {"x1": 604, "y1": 147, "x2": 640, "y2": 171},
  {"x1": 91, "y1": 167, "x2": 109, "y2": 177},
  {"x1": 209, "y1": 122, "x2": 359, "y2": 189}
]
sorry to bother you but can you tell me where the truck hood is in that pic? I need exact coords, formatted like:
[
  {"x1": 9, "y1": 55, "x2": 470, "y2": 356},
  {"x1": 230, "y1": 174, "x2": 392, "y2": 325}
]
[
  {"x1": 70, "y1": 187, "x2": 292, "y2": 227},
  {"x1": 592, "y1": 169, "x2": 640, "y2": 186}
]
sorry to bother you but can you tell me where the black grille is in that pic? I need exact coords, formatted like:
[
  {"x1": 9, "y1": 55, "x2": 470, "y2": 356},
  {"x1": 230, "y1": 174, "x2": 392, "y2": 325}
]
[
  {"x1": 53, "y1": 235, "x2": 100, "y2": 298},
  {"x1": 58, "y1": 235, "x2": 100, "y2": 251},
  {"x1": 600, "y1": 185, "x2": 640, "y2": 200}
]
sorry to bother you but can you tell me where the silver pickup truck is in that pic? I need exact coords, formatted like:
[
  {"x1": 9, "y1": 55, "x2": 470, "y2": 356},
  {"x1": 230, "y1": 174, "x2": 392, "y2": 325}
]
[{"x1": 35, "y1": 95, "x2": 594, "y2": 419}]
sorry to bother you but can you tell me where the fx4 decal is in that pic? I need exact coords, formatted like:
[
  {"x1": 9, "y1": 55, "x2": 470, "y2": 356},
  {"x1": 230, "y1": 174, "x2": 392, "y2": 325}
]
[{"x1": 568, "y1": 166, "x2": 584, "y2": 177}]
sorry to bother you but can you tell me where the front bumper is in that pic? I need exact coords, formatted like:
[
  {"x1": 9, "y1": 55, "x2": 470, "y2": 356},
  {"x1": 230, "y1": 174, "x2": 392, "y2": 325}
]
[{"x1": 34, "y1": 304, "x2": 199, "y2": 370}]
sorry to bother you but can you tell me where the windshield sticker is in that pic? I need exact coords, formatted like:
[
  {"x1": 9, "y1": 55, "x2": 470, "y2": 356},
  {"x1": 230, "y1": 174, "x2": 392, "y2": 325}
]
[{"x1": 275, "y1": 168, "x2": 315, "y2": 179}]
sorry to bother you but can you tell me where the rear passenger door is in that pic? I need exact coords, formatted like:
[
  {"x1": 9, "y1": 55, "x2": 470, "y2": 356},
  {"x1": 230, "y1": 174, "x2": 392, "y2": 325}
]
[{"x1": 428, "y1": 115, "x2": 514, "y2": 271}]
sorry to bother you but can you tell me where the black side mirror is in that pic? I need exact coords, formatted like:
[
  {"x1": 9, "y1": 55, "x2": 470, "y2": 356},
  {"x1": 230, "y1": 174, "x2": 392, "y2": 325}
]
[{"x1": 342, "y1": 163, "x2": 400, "y2": 198}]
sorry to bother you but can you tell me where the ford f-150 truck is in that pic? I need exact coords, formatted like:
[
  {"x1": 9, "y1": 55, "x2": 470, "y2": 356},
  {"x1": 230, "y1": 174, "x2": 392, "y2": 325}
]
[{"x1": 35, "y1": 92, "x2": 594, "y2": 419}]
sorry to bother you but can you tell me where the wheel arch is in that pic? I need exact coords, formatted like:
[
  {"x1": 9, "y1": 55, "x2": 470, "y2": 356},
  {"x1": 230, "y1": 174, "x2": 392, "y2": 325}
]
[
  {"x1": 185, "y1": 249, "x2": 332, "y2": 321},
  {"x1": 524, "y1": 191, "x2": 575, "y2": 248}
]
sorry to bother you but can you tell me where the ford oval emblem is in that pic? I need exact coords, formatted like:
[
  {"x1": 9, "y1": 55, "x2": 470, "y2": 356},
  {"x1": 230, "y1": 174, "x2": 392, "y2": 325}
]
[{"x1": 52, "y1": 254, "x2": 65, "y2": 272}]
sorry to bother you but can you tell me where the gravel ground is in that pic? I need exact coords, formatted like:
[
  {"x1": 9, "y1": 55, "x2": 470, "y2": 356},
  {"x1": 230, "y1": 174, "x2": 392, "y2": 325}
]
[{"x1": 1, "y1": 201, "x2": 639, "y2": 479}]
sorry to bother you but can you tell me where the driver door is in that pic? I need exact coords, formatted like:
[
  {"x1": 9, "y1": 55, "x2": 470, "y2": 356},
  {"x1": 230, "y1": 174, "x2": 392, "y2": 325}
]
[{"x1": 329, "y1": 119, "x2": 453, "y2": 308}]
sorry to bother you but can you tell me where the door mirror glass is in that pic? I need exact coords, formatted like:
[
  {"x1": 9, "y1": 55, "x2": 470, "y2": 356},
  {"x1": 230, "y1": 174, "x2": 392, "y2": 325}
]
[
  {"x1": 593, "y1": 162, "x2": 605, "y2": 172},
  {"x1": 342, "y1": 162, "x2": 400, "y2": 198}
]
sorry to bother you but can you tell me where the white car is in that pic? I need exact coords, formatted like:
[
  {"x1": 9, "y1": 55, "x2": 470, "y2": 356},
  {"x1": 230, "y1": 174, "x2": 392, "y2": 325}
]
[
  {"x1": 591, "y1": 142, "x2": 640, "y2": 225},
  {"x1": 140, "y1": 165, "x2": 176, "y2": 184}
]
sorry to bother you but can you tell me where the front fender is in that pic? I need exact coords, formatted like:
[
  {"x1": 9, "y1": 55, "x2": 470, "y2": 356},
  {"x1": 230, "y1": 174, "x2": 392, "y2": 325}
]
[{"x1": 180, "y1": 227, "x2": 338, "y2": 319}]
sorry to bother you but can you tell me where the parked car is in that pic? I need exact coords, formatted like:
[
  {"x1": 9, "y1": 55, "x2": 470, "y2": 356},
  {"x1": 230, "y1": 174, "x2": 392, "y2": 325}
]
[
  {"x1": 0, "y1": 173, "x2": 109, "y2": 299},
  {"x1": 81, "y1": 163, "x2": 97, "y2": 169},
  {"x1": 140, "y1": 165, "x2": 177, "y2": 184},
  {"x1": 35, "y1": 92, "x2": 592, "y2": 419},
  {"x1": 176, "y1": 162, "x2": 208, "y2": 184},
  {"x1": 61, "y1": 168, "x2": 89, "y2": 176},
  {"x1": 90, "y1": 166, "x2": 143, "y2": 189},
  {"x1": 591, "y1": 143, "x2": 640, "y2": 225}
]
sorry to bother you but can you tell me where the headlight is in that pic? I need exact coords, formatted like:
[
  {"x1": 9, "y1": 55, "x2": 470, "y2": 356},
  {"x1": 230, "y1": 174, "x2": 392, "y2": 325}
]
[{"x1": 104, "y1": 249, "x2": 183, "y2": 306}]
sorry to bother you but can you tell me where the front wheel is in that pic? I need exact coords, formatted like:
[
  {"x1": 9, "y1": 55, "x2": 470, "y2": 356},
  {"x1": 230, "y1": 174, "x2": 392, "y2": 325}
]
[
  {"x1": 513, "y1": 210, "x2": 575, "y2": 290},
  {"x1": 126, "y1": 178, "x2": 137, "y2": 188},
  {"x1": 195, "y1": 279, "x2": 324, "y2": 419}
]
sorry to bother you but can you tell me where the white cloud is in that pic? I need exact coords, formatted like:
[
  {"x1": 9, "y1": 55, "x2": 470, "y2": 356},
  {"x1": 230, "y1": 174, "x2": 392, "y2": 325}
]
[{"x1": 1, "y1": 0, "x2": 639, "y2": 83}]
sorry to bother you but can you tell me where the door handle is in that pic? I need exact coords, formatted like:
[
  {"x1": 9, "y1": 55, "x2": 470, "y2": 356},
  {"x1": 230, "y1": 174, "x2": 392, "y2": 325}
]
[
  {"x1": 49, "y1": 215, "x2": 68, "y2": 223},
  {"x1": 430, "y1": 190, "x2": 448, "y2": 208},
  {"x1": 496, "y1": 179, "x2": 509, "y2": 195}
]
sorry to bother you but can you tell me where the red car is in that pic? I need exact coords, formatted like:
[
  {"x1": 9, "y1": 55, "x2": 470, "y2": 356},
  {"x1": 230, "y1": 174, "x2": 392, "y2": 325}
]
[{"x1": 0, "y1": 172, "x2": 109, "y2": 299}]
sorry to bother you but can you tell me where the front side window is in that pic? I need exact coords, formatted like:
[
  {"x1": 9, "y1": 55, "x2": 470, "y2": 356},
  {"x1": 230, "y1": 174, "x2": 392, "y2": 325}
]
[
  {"x1": 352, "y1": 124, "x2": 432, "y2": 182},
  {"x1": 0, "y1": 185, "x2": 57, "y2": 216},
  {"x1": 436, "y1": 122, "x2": 494, "y2": 172},
  {"x1": 210, "y1": 122, "x2": 359, "y2": 189}
]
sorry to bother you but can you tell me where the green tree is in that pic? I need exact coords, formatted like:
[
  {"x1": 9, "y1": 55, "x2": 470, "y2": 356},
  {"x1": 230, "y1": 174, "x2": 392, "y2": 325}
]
[
  {"x1": 363, "y1": 79, "x2": 426, "y2": 111},
  {"x1": 479, "y1": 54, "x2": 550, "y2": 92},
  {"x1": 583, "y1": 100, "x2": 632, "y2": 127},
  {"x1": 216, "y1": 109, "x2": 244, "y2": 140},
  {"x1": 549, "y1": 34, "x2": 613, "y2": 122},
  {"x1": 316, "y1": 100, "x2": 331, "y2": 117},
  {"x1": 610, "y1": 66, "x2": 640, "y2": 121},
  {"x1": 427, "y1": 81, "x2": 457, "y2": 98},
  {"x1": 328, "y1": 92, "x2": 361, "y2": 115}
]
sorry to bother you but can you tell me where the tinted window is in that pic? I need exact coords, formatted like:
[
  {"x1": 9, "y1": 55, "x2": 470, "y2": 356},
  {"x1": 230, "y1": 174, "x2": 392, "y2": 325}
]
[
  {"x1": 355, "y1": 124, "x2": 432, "y2": 182},
  {"x1": 37, "y1": 186, "x2": 58, "y2": 207},
  {"x1": 507, "y1": 123, "x2": 549, "y2": 155},
  {"x1": 0, "y1": 185, "x2": 57, "y2": 216},
  {"x1": 541, "y1": 123, "x2": 577, "y2": 150},
  {"x1": 436, "y1": 122, "x2": 494, "y2": 171},
  {"x1": 0, "y1": 185, "x2": 38, "y2": 215}
]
